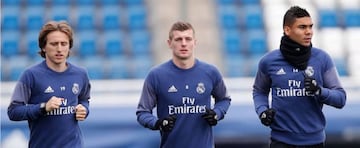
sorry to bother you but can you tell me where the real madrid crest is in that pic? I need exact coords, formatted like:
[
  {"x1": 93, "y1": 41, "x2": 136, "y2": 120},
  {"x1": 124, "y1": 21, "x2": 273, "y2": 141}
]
[
  {"x1": 304, "y1": 66, "x2": 315, "y2": 77},
  {"x1": 196, "y1": 82, "x2": 205, "y2": 94},
  {"x1": 72, "y1": 83, "x2": 79, "y2": 95}
]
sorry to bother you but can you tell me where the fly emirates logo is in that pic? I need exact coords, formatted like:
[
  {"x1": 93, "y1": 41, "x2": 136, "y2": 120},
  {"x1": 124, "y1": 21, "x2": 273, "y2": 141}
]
[
  {"x1": 168, "y1": 97, "x2": 206, "y2": 114},
  {"x1": 46, "y1": 99, "x2": 76, "y2": 116},
  {"x1": 276, "y1": 80, "x2": 310, "y2": 97}
]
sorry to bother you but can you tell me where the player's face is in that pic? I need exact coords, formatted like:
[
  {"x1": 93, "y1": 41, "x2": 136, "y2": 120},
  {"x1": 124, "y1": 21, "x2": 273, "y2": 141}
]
[
  {"x1": 284, "y1": 17, "x2": 313, "y2": 47},
  {"x1": 168, "y1": 29, "x2": 196, "y2": 60},
  {"x1": 43, "y1": 31, "x2": 70, "y2": 66}
]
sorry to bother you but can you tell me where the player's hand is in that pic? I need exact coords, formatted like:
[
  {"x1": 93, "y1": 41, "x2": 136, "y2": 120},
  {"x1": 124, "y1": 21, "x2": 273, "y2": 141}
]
[
  {"x1": 260, "y1": 108, "x2": 275, "y2": 126},
  {"x1": 202, "y1": 108, "x2": 218, "y2": 126},
  {"x1": 45, "y1": 96, "x2": 64, "y2": 112},
  {"x1": 304, "y1": 77, "x2": 321, "y2": 95},
  {"x1": 75, "y1": 104, "x2": 87, "y2": 121},
  {"x1": 155, "y1": 115, "x2": 177, "y2": 132}
]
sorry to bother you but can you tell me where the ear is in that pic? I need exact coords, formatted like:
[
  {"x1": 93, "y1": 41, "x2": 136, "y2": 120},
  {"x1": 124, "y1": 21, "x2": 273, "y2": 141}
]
[
  {"x1": 167, "y1": 39, "x2": 171, "y2": 47},
  {"x1": 284, "y1": 26, "x2": 291, "y2": 36}
]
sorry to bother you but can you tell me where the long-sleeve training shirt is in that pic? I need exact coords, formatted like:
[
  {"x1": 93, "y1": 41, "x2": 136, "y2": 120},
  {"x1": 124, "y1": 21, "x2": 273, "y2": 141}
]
[
  {"x1": 8, "y1": 60, "x2": 91, "y2": 148},
  {"x1": 136, "y1": 59, "x2": 231, "y2": 148},
  {"x1": 253, "y1": 48, "x2": 346, "y2": 145}
]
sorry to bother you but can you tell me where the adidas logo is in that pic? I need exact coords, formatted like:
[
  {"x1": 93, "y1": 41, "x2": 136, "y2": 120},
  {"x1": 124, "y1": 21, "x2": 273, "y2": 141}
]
[
  {"x1": 44, "y1": 86, "x2": 54, "y2": 93},
  {"x1": 168, "y1": 85, "x2": 177, "y2": 93},
  {"x1": 276, "y1": 68, "x2": 286, "y2": 75}
]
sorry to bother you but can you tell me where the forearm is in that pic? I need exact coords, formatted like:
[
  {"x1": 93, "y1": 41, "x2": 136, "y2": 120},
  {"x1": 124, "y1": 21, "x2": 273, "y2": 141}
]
[
  {"x1": 8, "y1": 102, "x2": 43, "y2": 121},
  {"x1": 136, "y1": 111, "x2": 158, "y2": 130},
  {"x1": 213, "y1": 97, "x2": 231, "y2": 120},
  {"x1": 318, "y1": 87, "x2": 346, "y2": 108}
]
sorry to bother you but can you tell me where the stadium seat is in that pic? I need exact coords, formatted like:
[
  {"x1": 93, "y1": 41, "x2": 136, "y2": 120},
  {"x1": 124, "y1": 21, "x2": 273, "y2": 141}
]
[
  {"x1": 245, "y1": 29, "x2": 267, "y2": 56},
  {"x1": 102, "y1": 30, "x2": 124, "y2": 57},
  {"x1": 123, "y1": 0, "x2": 144, "y2": 6},
  {"x1": 101, "y1": 0, "x2": 120, "y2": 6},
  {"x1": 218, "y1": 5, "x2": 239, "y2": 29},
  {"x1": 25, "y1": 6, "x2": 45, "y2": 30},
  {"x1": 342, "y1": 9, "x2": 360, "y2": 27},
  {"x1": 333, "y1": 58, "x2": 348, "y2": 76},
  {"x1": 101, "y1": 6, "x2": 122, "y2": 30},
  {"x1": 338, "y1": 0, "x2": 360, "y2": 9},
  {"x1": 130, "y1": 55, "x2": 153, "y2": 79},
  {"x1": 2, "y1": 6, "x2": 20, "y2": 30},
  {"x1": 77, "y1": 31, "x2": 98, "y2": 57},
  {"x1": 224, "y1": 55, "x2": 248, "y2": 77},
  {"x1": 81, "y1": 56, "x2": 105, "y2": 80},
  {"x1": 222, "y1": 29, "x2": 243, "y2": 54},
  {"x1": 75, "y1": 0, "x2": 95, "y2": 5},
  {"x1": 26, "y1": 0, "x2": 45, "y2": 5},
  {"x1": 2, "y1": 0, "x2": 22, "y2": 5},
  {"x1": 241, "y1": 5, "x2": 264, "y2": 29},
  {"x1": 7, "y1": 56, "x2": 30, "y2": 81},
  {"x1": 240, "y1": 0, "x2": 260, "y2": 5},
  {"x1": 25, "y1": 30, "x2": 40, "y2": 58},
  {"x1": 75, "y1": 6, "x2": 96, "y2": 31},
  {"x1": 313, "y1": 0, "x2": 337, "y2": 9},
  {"x1": 106, "y1": 56, "x2": 131, "y2": 79},
  {"x1": 1, "y1": 31, "x2": 20, "y2": 57},
  {"x1": 318, "y1": 9, "x2": 339, "y2": 28},
  {"x1": 344, "y1": 28, "x2": 360, "y2": 54},
  {"x1": 126, "y1": 5, "x2": 147, "y2": 30},
  {"x1": 318, "y1": 28, "x2": 345, "y2": 59},
  {"x1": 348, "y1": 54, "x2": 360, "y2": 77},
  {"x1": 49, "y1": 6, "x2": 71, "y2": 22},
  {"x1": 52, "y1": 0, "x2": 71, "y2": 5},
  {"x1": 130, "y1": 29, "x2": 151, "y2": 55}
]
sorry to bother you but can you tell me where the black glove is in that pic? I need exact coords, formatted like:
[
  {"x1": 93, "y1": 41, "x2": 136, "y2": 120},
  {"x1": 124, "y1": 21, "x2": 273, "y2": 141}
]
[
  {"x1": 202, "y1": 108, "x2": 218, "y2": 126},
  {"x1": 259, "y1": 108, "x2": 275, "y2": 126},
  {"x1": 155, "y1": 115, "x2": 176, "y2": 132},
  {"x1": 304, "y1": 77, "x2": 320, "y2": 95}
]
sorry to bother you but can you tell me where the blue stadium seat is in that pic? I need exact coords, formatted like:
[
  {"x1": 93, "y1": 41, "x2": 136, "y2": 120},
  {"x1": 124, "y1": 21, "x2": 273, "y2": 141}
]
[
  {"x1": 101, "y1": 6, "x2": 122, "y2": 30},
  {"x1": 334, "y1": 58, "x2": 348, "y2": 76},
  {"x1": 343, "y1": 9, "x2": 360, "y2": 27},
  {"x1": 49, "y1": 6, "x2": 70, "y2": 22},
  {"x1": 8, "y1": 56, "x2": 30, "y2": 81},
  {"x1": 130, "y1": 55, "x2": 152, "y2": 79},
  {"x1": 318, "y1": 9, "x2": 339, "y2": 27},
  {"x1": 222, "y1": 29, "x2": 243, "y2": 54},
  {"x1": 82, "y1": 56, "x2": 105, "y2": 80},
  {"x1": 25, "y1": 6, "x2": 45, "y2": 30},
  {"x1": 25, "y1": 31, "x2": 40, "y2": 58},
  {"x1": 1, "y1": 57, "x2": 8, "y2": 81},
  {"x1": 224, "y1": 55, "x2": 248, "y2": 77},
  {"x1": 123, "y1": 0, "x2": 144, "y2": 6},
  {"x1": 77, "y1": 31, "x2": 98, "y2": 57},
  {"x1": 1, "y1": 31, "x2": 20, "y2": 57},
  {"x1": 218, "y1": 5, "x2": 239, "y2": 29},
  {"x1": 127, "y1": 5, "x2": 147, "y2": 30},
  {"x1": 240, "y1": 0, "x2": 260, "y2": 5},
  {"x1": 106, "y1": 56, "x2": 131, "y2": 79},
  {"x1": 2, "y1": 6, "x2": 20, "y2": 30},
  {"x1": 242, "y1": 5, "x2": 263, "y2": 29},
  {"x1": 26, "y1": 0, "x2": 45, "y2": 5},
  {"x1": 2, "y1": 0, "x2": 22, "y2": 5},
  {"x1": 101, "y1": 0, "x2": 120, "y2": 5},
  {"x1": 75, "y1": 6, "x2": 96, "y2": 31},
  {"x1": 130, "y1": 29, "x2": 150, "y2": 55},
  {"x1": 248, "y1": 54, "x2": 262, "y2": 76},
  {"x1": 245, "y1": 29, "x2": 267, "y2": 55},
  {"x1": 75, "y1": 0, "x2": 95, "y2": 5},
  {"x1": 102, "y1": 30, "x2": 124, "y2": 57},
  {"x1": 52, "y1": 0, "x2": 71, "y2": 5}
]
